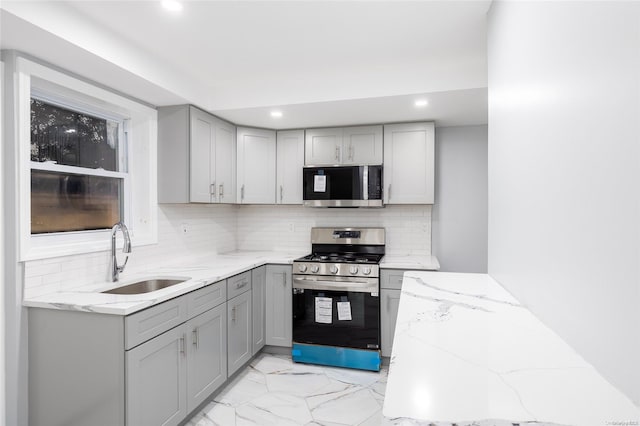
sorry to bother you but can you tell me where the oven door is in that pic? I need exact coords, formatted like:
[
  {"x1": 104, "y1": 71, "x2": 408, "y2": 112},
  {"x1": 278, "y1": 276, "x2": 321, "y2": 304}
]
[{"x1": 292, "y1": 275, "x2": 380, "y2": 350}]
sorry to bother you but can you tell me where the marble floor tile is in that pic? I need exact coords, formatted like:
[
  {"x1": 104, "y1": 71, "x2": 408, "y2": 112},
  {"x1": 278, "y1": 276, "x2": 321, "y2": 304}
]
[{"x1": 186, "y1": 353, "x2": 388, "y2": 426}]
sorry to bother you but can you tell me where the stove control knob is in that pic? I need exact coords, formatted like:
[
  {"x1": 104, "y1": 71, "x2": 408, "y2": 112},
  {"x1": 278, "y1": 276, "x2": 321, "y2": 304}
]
[
  {"x1": 298, "y1": 264, "x2": 308, "y2": 273},
  {"x1": 310, "y1": 265, "x2": 320, "y2": 273},
  {"x1": 362, "y1": 266, "x2": 372, "y2": 275},
  {"x1": 349, "y1": 266, "x2": 359, "y2": 275},
  {"x1": 329, "y1": 265, "x2": 339, "y2": 274}
]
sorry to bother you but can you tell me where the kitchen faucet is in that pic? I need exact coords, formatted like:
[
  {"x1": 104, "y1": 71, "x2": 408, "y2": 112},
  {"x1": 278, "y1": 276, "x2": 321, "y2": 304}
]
[{"x1": 111, "y1": 222, "x2": 132, "y2": 282}]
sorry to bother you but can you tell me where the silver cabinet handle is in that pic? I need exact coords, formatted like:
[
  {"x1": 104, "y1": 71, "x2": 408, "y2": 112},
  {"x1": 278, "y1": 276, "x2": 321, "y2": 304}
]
[
  {"x1": 282, "y1": 272, "x2": 286, "y2": 286},
  {"x1": 232, "y1": 306, "x2": 237, "y2": 322},
  {"x1": 280, "y1": 185, "x2": 283, "y2": 202},
  {"x1": 219, "y1": 183, "x2": 224, "y2": 198},
  {"x1": 387, "y1": 184, "x2": 391, "y2": 202},
  {"x1": 210, "y1": 182, "x2": 215, "y2": 195},
  {"x1": 241, "y1": 185, "x2": 245, "y2": 201},
  {"x1": 335, "y1": 145, "x2": 339, "y2": 161},
  {"x1": 236, "y1": 280, "x2": 248, "y2": 289},
  {"x1": 179, "y1": 334, "x2": 186, "y2": 356},
  {"x1": 192, "y1": 328, "x2": 198, "y2": 349}
]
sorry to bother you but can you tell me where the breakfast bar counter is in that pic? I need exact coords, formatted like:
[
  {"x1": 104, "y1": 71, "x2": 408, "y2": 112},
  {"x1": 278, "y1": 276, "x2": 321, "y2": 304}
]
[{"x1": 382, "y1": 271, "x2": 639, "y2": 426}]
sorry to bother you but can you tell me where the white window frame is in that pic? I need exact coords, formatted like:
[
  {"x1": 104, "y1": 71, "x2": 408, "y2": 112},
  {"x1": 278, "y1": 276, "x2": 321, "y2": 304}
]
[{"x1": 15, "y1": 57, "x2": 157, "y2": 261}]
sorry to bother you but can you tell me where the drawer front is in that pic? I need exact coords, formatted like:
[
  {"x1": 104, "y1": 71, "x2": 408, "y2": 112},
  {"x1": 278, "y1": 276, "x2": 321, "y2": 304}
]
[
  {"x1": 380, "y1": 269, "x2": 408, "y2": 290},
  {"x1": 187, "y1": 280, "x2": 227, "y2": 318},
  {"x1": 227, "y1": 271, "x2": 251, "y2": 300},
  {"x1": 125, "y1": 297, "x2": 188, "y2": 350}
]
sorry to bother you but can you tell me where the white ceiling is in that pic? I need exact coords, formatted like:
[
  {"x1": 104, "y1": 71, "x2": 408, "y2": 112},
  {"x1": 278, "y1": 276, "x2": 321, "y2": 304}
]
[{"x1": 0, "y1": 1, "x2": 490, "y2": 129}]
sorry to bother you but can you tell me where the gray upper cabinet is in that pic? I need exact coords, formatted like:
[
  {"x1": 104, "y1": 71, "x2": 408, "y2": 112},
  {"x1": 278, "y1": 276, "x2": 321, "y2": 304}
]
[
  {"x1": 305, "y1": 127, "x2": 343, "y2": 165},
  {"x1": 251, "y1": 266, "x2": 267, "y2": 355},
  {"x1": 227, "y1": 290, "x2": 252, "y2": 376},
  {"x1": 304, "y1": 125, "x2": 383, "y2": 166},
  {"x1": 276, "y1": 130, "x2": 304, "y2": 204},
  {"x1": 237, "y1": 127, "x2": 276, "y2": 204},
  {"x1": 265, "y1": 265, "x2": 292, "y2": 347},
  {"x1": 383, "y1": 122, "x2": 435, "y2": 204},
  {"x1": 157, "y1": 105, "x2": 236, "y2": 203},
  {"x1": 342, "y1": 125, "x2": 383, "y2": 165}
]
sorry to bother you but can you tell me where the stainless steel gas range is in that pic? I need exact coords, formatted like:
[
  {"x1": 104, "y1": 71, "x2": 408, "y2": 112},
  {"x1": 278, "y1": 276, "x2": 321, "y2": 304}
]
[{"x1": 292, "y1": 227, "x2": 385, "y2": 371}]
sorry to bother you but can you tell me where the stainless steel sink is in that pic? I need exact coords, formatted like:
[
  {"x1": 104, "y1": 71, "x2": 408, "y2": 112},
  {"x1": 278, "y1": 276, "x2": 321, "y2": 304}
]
[{"x1": 102, "y1": 277, "x2": 190, "y2": 295}]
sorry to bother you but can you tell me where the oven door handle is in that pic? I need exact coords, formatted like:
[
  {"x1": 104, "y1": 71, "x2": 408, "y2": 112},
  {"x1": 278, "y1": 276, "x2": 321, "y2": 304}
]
[{"x1": 293, "y1": 277, "x2": 378, "y2": 293}]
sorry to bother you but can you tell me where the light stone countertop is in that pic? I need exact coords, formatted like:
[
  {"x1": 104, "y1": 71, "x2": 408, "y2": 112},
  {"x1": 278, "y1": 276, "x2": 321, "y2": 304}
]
[
  {"x1": 380, "y1": 254, "x2": 440, "y2": 270},
  {"x1": 22, "y1": 250, "x2": 306, "y2": 316},
  {"x1": 382, "y1": 271, "x2": 640, "y2": 426}
]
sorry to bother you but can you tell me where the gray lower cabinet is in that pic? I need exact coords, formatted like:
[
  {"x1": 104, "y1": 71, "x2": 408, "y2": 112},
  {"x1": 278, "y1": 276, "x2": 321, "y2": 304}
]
[
  {"x1": 251, "y1": 266, "x2": 266, "y2": 354},
  {"x1": 380, "y1": 269, "x2": 409, "y2": 357},
  {"x1": 126, "y1": 325, "x2": 187, "y2": 426},
  {"x1": 29, "y1": 267, "x2": 270, "y2": 426},
  {"x1": 265, "y1": 265, "x2": 292, "y2": 347},
  {"x1": 187, "y1": 303, "x2": 227, "y2": 412},
  {"x1": 380, "y1": 289, "x2": 402, "y2": 357},
  {"x1": 126, "y1": 299, "x2": 228, "y2": 426},
  {"x1": 227, "y1": 290, "x2": 252, "y2": 376}
]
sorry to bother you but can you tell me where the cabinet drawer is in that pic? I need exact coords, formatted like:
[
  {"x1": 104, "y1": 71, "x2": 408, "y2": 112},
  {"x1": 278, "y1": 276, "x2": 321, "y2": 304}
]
[
  {"x1": 125, "y1": 297, "x2": 188, "y2": 350},
  {"x1": 187, "y1": 280, "x2": 227, "y2": 318},
  {"x1": 380, "y1": 269, "x2": 408, "y2": 290},
  {"x1": 227, "y1": 271, "x2": 251, "y2": 299}
]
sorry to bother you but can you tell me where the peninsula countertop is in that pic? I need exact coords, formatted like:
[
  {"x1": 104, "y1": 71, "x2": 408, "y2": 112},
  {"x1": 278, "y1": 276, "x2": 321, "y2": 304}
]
[{"x1": 382, "y1": 271, "x2": 639, "y2": 426}]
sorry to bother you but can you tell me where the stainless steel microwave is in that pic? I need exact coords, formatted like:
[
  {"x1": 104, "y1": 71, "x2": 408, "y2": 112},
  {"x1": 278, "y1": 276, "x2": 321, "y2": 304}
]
[{"x1": 302, "y1": 165, "x2": 383, "y2": 207}]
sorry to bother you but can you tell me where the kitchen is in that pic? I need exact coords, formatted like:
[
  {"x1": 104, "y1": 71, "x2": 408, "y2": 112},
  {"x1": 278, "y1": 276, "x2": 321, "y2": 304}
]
[{"x1": 1, "y1": 1, "x2": 639, "y2": 426}]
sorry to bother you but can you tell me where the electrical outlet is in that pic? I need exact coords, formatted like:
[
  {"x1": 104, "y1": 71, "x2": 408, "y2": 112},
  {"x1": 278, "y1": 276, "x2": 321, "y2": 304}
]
[
  {"x1": 288, "y1": 223, "x2": 295, "y2": 233},
  {"x1": 180, "y1": 223, "x2": 189, "y2": 234}
]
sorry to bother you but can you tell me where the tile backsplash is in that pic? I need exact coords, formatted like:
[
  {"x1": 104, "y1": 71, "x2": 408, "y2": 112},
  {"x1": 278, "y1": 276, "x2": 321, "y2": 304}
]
[
  {"x1": 23, "y1": 204, "x2": 237, "y2": 298},
  {"x1": 24, "y1": 204, "x2": 431, "y2": 298},
  {"x1": 236, "y1": 205, "x2": 432, "y2": 255}
]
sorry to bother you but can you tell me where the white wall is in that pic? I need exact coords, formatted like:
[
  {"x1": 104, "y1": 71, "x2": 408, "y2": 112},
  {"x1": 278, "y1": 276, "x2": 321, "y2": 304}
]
[
  {"x1": 236, "y1": 205, "x2": 432, "y2": 256},
  {"x1": 488, "y1": 1, "x2": 640, "y2": 405},
  {"x1": 432, "y1": 125, "x2": 487, "y2": 272}
]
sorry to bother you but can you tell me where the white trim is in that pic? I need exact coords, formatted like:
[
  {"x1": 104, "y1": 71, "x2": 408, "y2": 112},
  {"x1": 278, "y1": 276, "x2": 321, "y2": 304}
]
[
  {"x1": 15, "y1": 57, "x2": 158, "y2": 261},
  {"x1": 30, "y1": 161, "x2": 128, "y2": 179}
]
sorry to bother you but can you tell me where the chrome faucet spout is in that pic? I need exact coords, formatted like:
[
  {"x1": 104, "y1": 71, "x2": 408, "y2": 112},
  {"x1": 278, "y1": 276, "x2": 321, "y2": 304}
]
[{"x1": 111, "y1": 222, "x2": 132, "y2": 282}]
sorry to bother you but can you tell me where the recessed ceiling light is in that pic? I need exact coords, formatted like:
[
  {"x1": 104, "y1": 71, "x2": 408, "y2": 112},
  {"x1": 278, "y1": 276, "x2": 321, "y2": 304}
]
[
  {"x1": 270, "y1": 111, "x2": 283, "y2": 118},
  {"x1": 161, "y1": 0, "x2": 183, "y2": 12},
  {"x1": 414, "y1": 99, "x2": 428, "y2": 107}
]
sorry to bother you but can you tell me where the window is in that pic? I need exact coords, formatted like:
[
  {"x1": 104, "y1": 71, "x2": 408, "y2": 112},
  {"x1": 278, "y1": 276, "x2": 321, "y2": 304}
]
[
  {"x1": 30, "y1": 98, "x2": 128, "y2": 234},
  {"x1": 12, "y1": 55, "x2": 158, "y2": 260}
]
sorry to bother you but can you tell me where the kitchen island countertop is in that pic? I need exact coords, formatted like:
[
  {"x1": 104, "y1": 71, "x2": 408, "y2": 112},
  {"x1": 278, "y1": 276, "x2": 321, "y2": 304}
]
[{"x1": 382, "y1": 271, "x2": 639, "y2": 426}]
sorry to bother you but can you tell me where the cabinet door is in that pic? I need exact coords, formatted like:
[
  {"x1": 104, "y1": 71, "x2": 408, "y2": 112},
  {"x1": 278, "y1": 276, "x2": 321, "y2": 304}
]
[
  {"x1": 251, "y1": 266, "x2": 266, "y2": 355},
  {"x1": 276, "y1": 130, "x2": 304, "y2": 204},
  {"x1": 214, "y1": 118, "x2": 236, "y2": 203},
  {"x1": 304, "y1": 128, "x2": 343, "y2": 165},
  {"x1": 381, "y1": 289, "x2": 401, "y2": 358},
  {"x1": 383, "y1": 122, "x2": 435, "y2": 204},
  {"x1": 186, "y1": 303, "x2": 227, "y2": 413},
  {"x1": 126, "y1": 325, "x2": 187, "y2": 426},
  {"x1": 265, "y1": 265, "x2": 292, "y2": 347},
  {"x1": 237, "y1": 127, "x2": 276, "y2": 204},
  {"x1": 227, "y1": 291, "x2": 252, "y2": 376},
  {"x1": 190, "y1": 107, "x2": 215, "y2": 203},
  {"x1": 342, "y1": 125, "x2": 383, "y2": 165}
]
